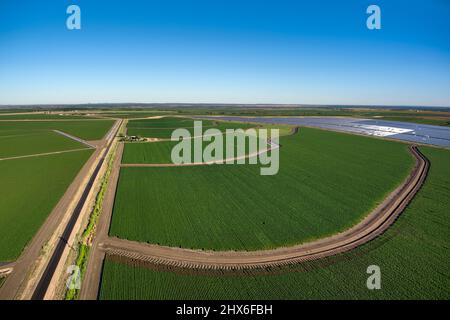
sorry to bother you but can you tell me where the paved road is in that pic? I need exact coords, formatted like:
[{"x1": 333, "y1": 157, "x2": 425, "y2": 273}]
[
  {"x1": 0, "y1": 120, "x2": 120, "y2": 300},
  {"x1": 0, "y1": 144, "x2": 104, "y2": 300},
  {"x1": 79, "y1": 142, "x2": 124, "y2": 300},
  {"x1": 207, "y1": 116, "x2": 450, "y2": 148},
  {"x1": 30, "y1": 120, "x2": 122, "y2": 300}
]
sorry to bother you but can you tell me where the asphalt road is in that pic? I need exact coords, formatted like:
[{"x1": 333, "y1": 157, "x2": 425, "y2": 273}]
[{"x1": 30, "y1": 120, "x2": 121, "y2": 300}]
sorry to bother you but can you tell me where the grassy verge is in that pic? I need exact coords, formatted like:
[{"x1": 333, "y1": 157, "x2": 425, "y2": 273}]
[{"x1": 65, "y1": 143, "x2": 118, "y2": 300}]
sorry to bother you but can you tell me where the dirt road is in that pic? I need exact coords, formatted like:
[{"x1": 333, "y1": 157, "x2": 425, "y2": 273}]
[
  {"x1": 0, "y1": 120, "x2": 120, "y2": 300},
  {"x1": 30, "y1": 120, "x2": 122, "y2": 300},
  {"x1": 79, "y1": 142, "x2": 124, "y2": 300},
  {"x1": 79, "y1": 144, "x2": 428, "y2": 299},
  {"x1": 101, "y1": 146, "x2": 428, "y2": 269},
  {"x1": 121, "y1": 139, "x2": 279, "y2": 167}
]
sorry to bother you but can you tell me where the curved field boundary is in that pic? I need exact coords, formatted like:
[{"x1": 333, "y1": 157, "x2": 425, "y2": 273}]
[
  {"x1": 101, "y1": 145, "x2": 429, "y2": 270},
  {"x1": 121, "y1": 140, "x2": 279, "y2": 167},
  {"x1": 126, "y1": 126, "x2": 262, "y2": 143}
]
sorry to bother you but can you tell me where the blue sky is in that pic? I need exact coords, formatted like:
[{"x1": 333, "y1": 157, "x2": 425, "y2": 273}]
[{"x1": 0, "y1": 0, "x2": 449, "y2": 106}]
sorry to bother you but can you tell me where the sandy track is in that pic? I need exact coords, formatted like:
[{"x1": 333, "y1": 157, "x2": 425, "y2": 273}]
[
  {"x1": 0, "y1": 120, "x2": 120, "y2": 300},
  {"x1": 0, "y1": 148, "x2": 92, "y2": 161},
  {"x1": 100, "y1": 145, "x2": 428, "y2": 270},
  {"x1": 121, "y1": 140, "x2": 279, "y2": 167},
  {"x1": 79, "y1": 142, "x2": 124, "y2": 300},
  {"x1": 31, "y1": 120, "x2": 122, "y2": 300}
]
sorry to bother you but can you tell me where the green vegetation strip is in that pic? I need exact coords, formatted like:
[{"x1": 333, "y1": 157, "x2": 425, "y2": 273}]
[
  {"x1": 110, "y1": 127, "x2": 413, "y2": 251},
  {"x1": 100, "y1": 146, "x2": 450, "y2": 299},
  {"x1": 65, "y1": 143, "x2": 117, "y2": 300}
]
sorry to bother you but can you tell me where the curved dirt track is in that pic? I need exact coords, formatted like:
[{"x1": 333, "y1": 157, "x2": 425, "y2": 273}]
[
  {"x1": 102, "y1": 145, "x2": 429, "y2": 270},
  {"x1": 121, "y1": 140, "x2": 279, "y2": 167}
]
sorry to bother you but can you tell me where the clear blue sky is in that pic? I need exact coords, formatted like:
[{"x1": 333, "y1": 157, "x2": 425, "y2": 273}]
[{"x1": 0, "y1": 0, "x2": 449, "y2": 106}]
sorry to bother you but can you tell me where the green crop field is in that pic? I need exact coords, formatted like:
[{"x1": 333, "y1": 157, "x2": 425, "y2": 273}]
[
  {"x1": 0, "y1": 120, "x2": 114, "y2": 141},
  {"x1": 0, "y1": 118, "x2": 108, "y2": 261},
  {"x1": 0, "y1": 114, "x2": 99, "y2": 120},
  {"x1": 99, "y1": 146, "x2": 450, "y2": 300},
  {"x1": 127, "y1": 117, "x2": 207, "y2": 127},
  {"x1": 90, "y1": 111, "x2": 174, "y2": 119},
  {"x1": 122, "y1": 122, "x2": 280, "y2": 164},
  {"x1": 126, "y1": 117, "x2": 256, "y2": 138},
  {"x1": 0, "y1": 131, "x2": 88, "y2": 159},
  {"x1": 123, "y1": 134, "x2": 269, "y2": 164},
  {"x1": 0, "y1": 149, "x2": 93, "y2": 261},
  {"x1": 110, "y1": 127, "x2": 413, "y2": 251}
]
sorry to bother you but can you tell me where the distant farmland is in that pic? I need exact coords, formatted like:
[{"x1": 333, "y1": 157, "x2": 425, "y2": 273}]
[
  {"x1": 0, "y1": 114, "x2": 102, "y2": 120},
  {"x1": 126, "y1": 117, "x2": 255, "y2": 139},
  {"x1": 0, "y1": 120, "x2": 114, "y2": 141},
  {"x1": 99, "y1": 146, "x2": 450, "y2": 300},
  {"x1": 110, "y1": 127, "x2": 413, "y2": 251}
]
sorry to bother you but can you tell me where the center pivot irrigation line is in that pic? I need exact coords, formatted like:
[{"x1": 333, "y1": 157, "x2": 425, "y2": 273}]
[
  {"x1": 101, "y1": 145, "x2": 429, "y2": 270},
  {"x1": 53, "y1": 130, "x2": 97, "y2": 148},
  {"x1": 31, "y1": 120, "x2": 122, "y2": 300}
]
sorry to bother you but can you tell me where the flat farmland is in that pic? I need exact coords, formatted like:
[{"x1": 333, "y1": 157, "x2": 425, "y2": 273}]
[
  {"x1": 127, "y1": 117, "x2": 209, "y2": 128},
  {"x1": 126, "y1": 117, "x2": 256, "y2": 138},
  {"x1": 110, "y1": 127, "x2": 413, "y2": 251},
  {"x1": 0, "y1": 119, "x2": 112, "y2": 261},
  {"x1": 123, "y1": 138, "x2": 203, "y2": 164},
  {"x1": 0, "y1": 130, "x2": 87, "y2": 159},
  {"x1": 0, "y1": 120, "x2": 114, "y2": 141},
  {"x1": 93, "y1": 111, "x2": 174, "y2": 119},
  {"x1": 122, "y1": 130, "x2": 274, "y2": 164},
  {"x1": 99, "y1": 146, "x2": 450, "y2": 300},
  {"x1": 0, "y1": 149, "x2": 93, "y2": 261},
  {"x1": 0, "y1": 114, "x2": 100, "y2": 120}
]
